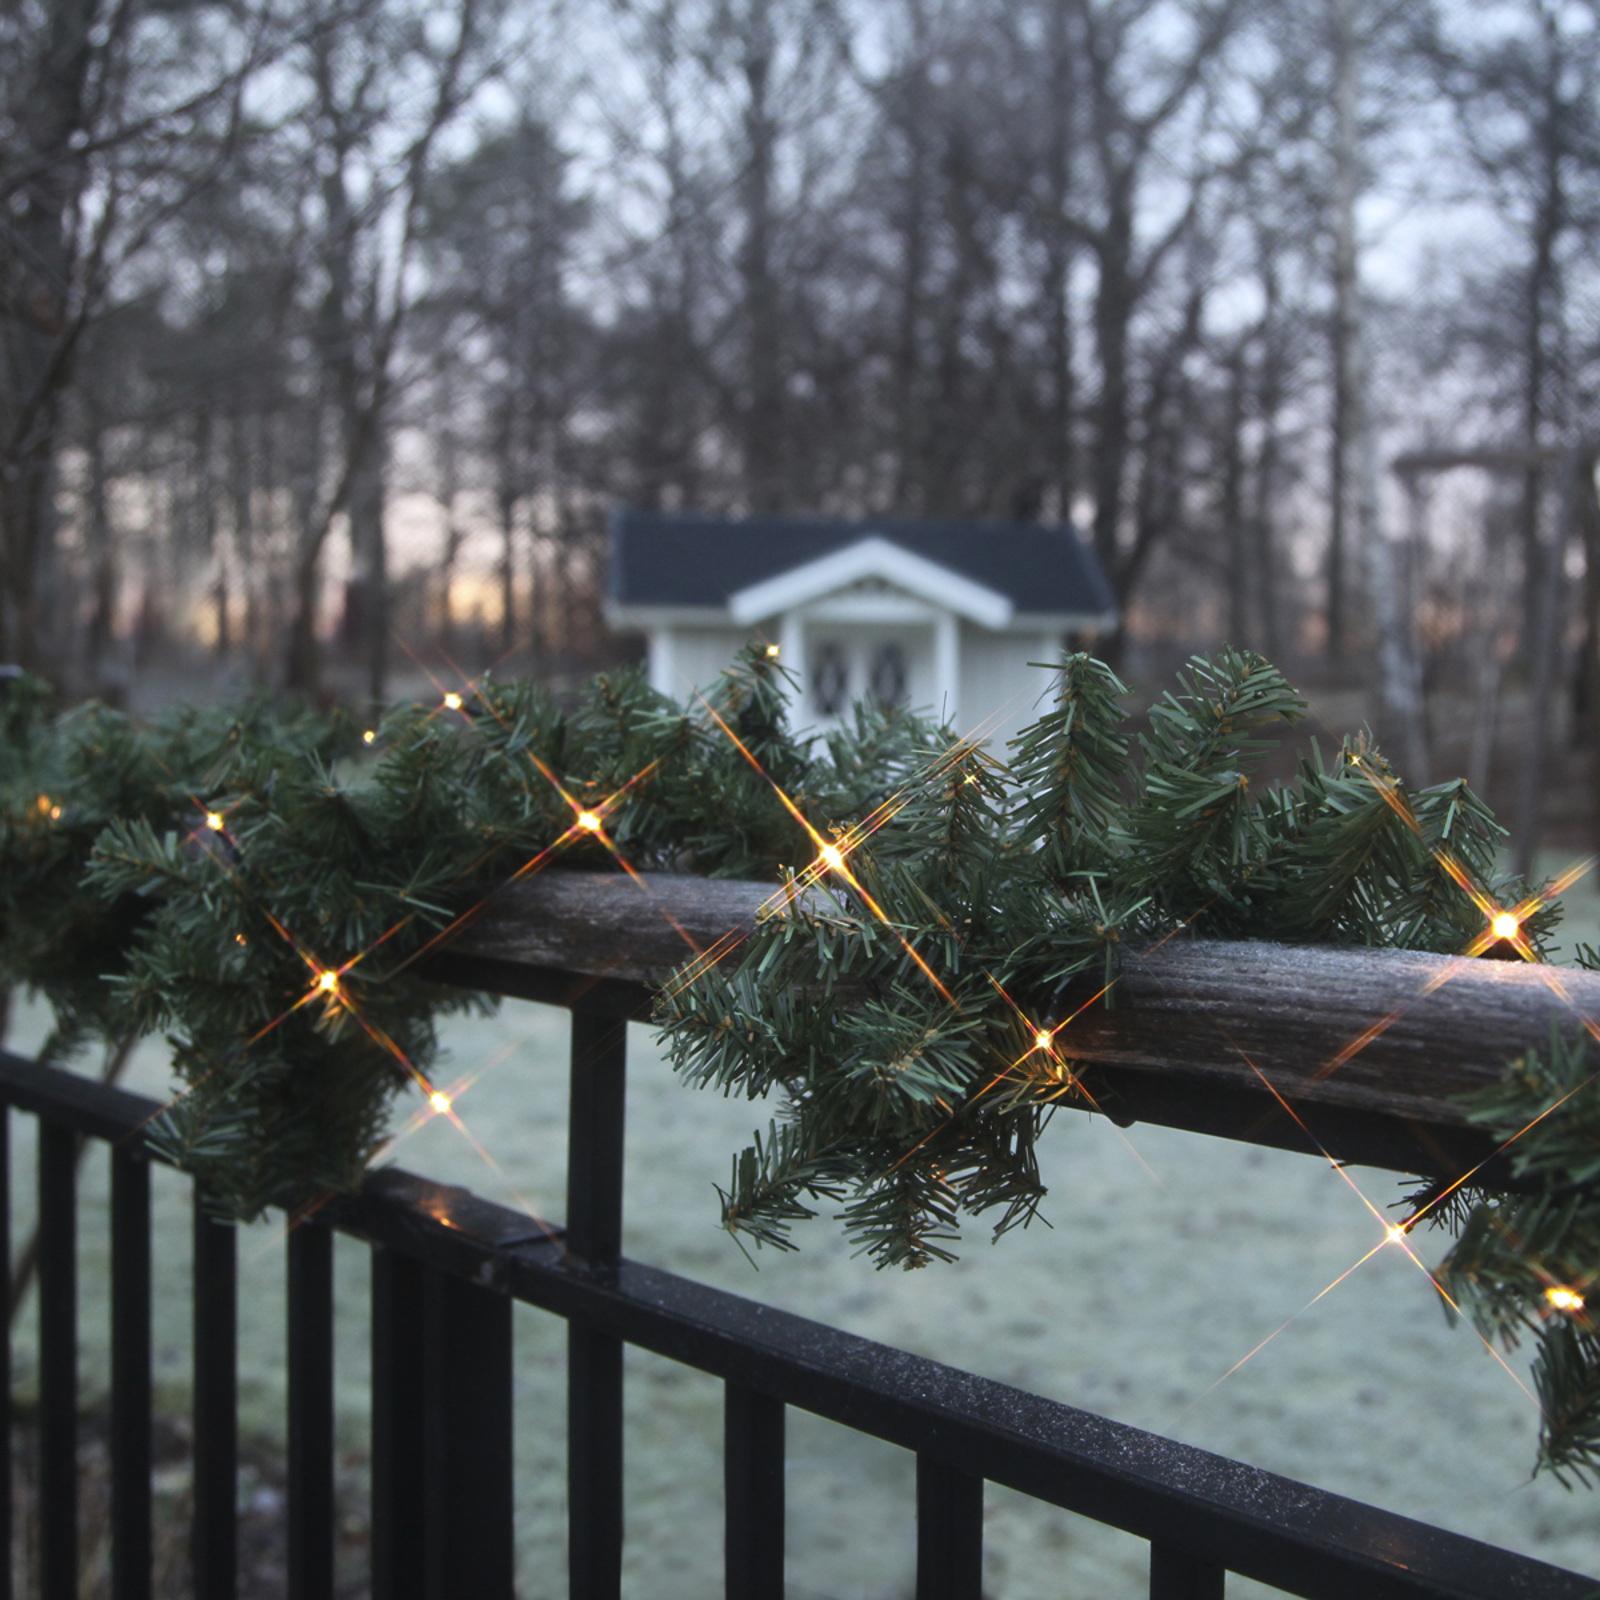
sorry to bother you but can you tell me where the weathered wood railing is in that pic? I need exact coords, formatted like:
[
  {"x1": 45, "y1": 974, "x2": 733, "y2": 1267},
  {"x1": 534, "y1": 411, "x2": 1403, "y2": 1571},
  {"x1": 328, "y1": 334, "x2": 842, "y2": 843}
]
[
  {"x1": 6, "y1": 866, "x2": 1600, "y2": 1600},
  {"x1": 436, "y1": 867, "x2": 1600, "y2": 1184}
]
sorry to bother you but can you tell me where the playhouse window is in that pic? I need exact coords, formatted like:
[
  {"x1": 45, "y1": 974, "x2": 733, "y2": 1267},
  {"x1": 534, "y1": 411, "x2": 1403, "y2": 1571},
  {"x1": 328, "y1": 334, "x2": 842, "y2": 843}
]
[
  {"x1": 870, "y1": 641, "x2": 908, "y2": 707},
  {"x1": 813, "y1": 640, "x2": 849, "y2": 714}
]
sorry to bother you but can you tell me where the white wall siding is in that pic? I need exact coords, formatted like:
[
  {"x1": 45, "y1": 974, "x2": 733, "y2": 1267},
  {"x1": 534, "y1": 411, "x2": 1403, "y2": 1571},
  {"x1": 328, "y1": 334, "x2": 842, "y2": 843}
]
[
  {"x1": 648, "y1": 627, "x2": 759, "y2": 702},
  {"x1": 958, "y1": 626, "x2": 1064, "y2": 750}
]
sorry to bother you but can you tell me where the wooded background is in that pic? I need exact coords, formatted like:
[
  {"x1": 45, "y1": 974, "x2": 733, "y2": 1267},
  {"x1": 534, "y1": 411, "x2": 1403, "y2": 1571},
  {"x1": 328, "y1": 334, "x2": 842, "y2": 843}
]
[{"x1": 3, "y1": 0, "x2": 1598, "y2": 761}]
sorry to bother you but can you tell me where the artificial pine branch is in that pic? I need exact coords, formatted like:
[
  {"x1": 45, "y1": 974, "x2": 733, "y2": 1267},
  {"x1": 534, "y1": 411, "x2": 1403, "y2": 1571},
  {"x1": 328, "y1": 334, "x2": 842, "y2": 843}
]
[{"x1": 1434, "y1": 1027, "x2": 1600, "y2": 1480}]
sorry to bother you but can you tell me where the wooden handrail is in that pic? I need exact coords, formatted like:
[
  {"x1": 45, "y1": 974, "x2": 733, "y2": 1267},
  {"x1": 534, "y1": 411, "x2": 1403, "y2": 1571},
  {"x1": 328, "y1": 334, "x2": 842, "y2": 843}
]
[{"x1": 432, "y1": 869, "x2": 1600, "y2": 1185}]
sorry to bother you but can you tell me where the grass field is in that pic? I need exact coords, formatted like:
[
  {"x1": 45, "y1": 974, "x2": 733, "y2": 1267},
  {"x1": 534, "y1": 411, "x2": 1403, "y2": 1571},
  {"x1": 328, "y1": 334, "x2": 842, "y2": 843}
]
[{"x1": 7, "y1": 848, "x2": 1600, "y2": 1598}]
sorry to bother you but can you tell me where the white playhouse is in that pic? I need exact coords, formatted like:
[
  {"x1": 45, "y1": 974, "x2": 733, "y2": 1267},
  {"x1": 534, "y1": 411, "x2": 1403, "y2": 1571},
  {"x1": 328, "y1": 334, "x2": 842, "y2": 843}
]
[{"x1": 604, "y1": 509, "x2": 1118, "y2": 748}]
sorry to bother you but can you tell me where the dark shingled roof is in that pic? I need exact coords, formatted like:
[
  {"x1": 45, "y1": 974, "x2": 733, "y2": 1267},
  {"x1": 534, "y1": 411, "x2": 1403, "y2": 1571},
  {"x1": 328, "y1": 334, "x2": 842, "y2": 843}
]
[{"x1": 607, "y1": 508, "x2": 1116, "y2": 618}]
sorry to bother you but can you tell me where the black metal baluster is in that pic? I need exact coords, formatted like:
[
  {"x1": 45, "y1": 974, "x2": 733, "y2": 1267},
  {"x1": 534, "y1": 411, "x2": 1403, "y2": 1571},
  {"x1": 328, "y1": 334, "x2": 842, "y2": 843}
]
[
  {"x1": 371, "y1": 1245, "x2": 426, "y2": 1600},
  {"x1": 914, "y1": 1455, "x2": 983, "y2": 1600},
  {"x1": 287, "y1": 1219, "x2": 334, "y2": 1600},
  {"x1": 0, "y1": 1107, "x2": 12, "y2": 1600},
  {"x1": 567, "y1": 1008, "x2": 626, "y2": 1273},
  {"x1": 423, "y1": 1269, "x2": 513, "y2": 1600},
  {"x1": 110, "y1": 1146, "x2": 152, "y2": 1600},
  {"x1": 1149, "y1": 1543, "x2": 1226, "y2": 1600},
  {"x1": 566, "y1": 1005, "x2": 628, "y2": 1600},
  {"x1": 192, "y1": 1191, "x2": 237, "y2": 1600},
  {"x1": 724, "y1": 1383, "x2": 784, "y2": 1600},
  {"x1": 38, "y1": 1120, "x2": 77, "y2": 1600}
]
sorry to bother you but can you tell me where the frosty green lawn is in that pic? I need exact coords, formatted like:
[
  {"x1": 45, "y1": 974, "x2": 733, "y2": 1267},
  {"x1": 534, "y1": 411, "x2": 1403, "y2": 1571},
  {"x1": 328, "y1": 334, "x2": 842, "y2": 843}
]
[{"x1": 8, "y1": 847, "x2": 1600, "y2": 1598}]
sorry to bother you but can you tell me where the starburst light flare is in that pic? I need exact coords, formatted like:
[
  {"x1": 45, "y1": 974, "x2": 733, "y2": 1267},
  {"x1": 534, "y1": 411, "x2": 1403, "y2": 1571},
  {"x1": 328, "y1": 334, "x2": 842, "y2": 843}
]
[{"x1": 1215, "y1": 1039, "x2": 1541, "y2": 1409}]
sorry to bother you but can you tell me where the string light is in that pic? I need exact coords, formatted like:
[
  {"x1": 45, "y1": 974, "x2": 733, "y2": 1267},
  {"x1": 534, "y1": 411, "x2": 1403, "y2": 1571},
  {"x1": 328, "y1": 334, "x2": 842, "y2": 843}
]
[
  {"x1": 48, "y1": 804, "x2": 61, "y2": 820},
  {"x1": 1384, "y1": 1223, "x2": 1409, "y2": 1245},
  {"x1": 316, "y1": 971, "x2": 339, "y2": 995},
  {"x1": 36, "y1": 795, "x2": 50, "y2": 814},
  {"x1": 819, "y1": 843, "x2": 846, "y2": 873},
  {"x1": 429, "y1": 1089, "x2": 451, "y2": 1114},
  {"x1": 363, "y1": 730, "x2": 376, "y2": 745},
  {"x1": 234, "y1": 934, "x2": 247, "y2": 947},
  {"x1": 576, "y1": 810, "x2": 603, "y2": 832},
  {"x1": 206, "y1": 812, "x2": 225, "y2": 831},
  {"x1": 1033, "y1": 1029, "x2": 1053, "y2": 1051},
  {"x1": 1547, "y1": 1285, "x2": 1585, "y2": 1314},
  {"x1": 443, "y1": 693, "x2": 463, "y2": 711},
  {"x1": 765, "y1": 643, "x2": 780, "y2": 657},
  {"x1": 1492, "y1": 912, "x2": 1520, "y2": 941}
]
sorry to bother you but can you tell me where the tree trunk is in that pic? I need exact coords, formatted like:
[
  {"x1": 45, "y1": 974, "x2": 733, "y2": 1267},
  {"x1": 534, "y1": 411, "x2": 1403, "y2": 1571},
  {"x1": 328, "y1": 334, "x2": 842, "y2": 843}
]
[
  {"x1": 887, "y1": 0, "x2": 932, "y2": 512},
  {"x1": 1220, "y1": 348, "x2": 1248, "y2": 645},
  {"x1": 1577, "y1": 455, "x2": 1600, "y2": 853},
  {"x1": 1251, "y1": 260, "x2": 1285, "y2": 660},
  {"x1": 739, "y1": 0, "x2": 783, "y2": 513},
  {"x1": 1089, "y1": 189, "x2": 1135, "y2": 596},
  {"x1": 1331, "y1": 0, "x2": 1426, "y2": 775},
  {"x1": 0, "y1": 0, "x2": 99, "y2": 672},
  {"x1": 499, "y1": 480, "x2": 517, "y2": 659},
  {"x1": 83, "y1": 405, "x2": 117, "y2": 676},
  {"x1": 1327, "y1": 0, "x2": 1359, "y2": 661},
  {"x1": 1518, "y1": 16, "x2": 1567, "y2": 662},
  {"x1": 1042, "y1": 0, "x2": 1078, "y2": 522}
]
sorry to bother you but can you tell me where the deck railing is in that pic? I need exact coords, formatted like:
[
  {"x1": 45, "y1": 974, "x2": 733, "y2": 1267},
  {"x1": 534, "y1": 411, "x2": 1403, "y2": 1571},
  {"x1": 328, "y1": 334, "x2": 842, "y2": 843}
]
[{"x1": 5, "y1": 868, "x2": 1600, "y2": 1600}]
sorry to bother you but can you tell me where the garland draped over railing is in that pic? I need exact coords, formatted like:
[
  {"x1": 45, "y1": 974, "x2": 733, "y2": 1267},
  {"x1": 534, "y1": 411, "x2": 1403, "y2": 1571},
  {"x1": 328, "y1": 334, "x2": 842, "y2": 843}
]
[{"x1": 3, "y1": 647, "x2": 1600, "y2": 1478}]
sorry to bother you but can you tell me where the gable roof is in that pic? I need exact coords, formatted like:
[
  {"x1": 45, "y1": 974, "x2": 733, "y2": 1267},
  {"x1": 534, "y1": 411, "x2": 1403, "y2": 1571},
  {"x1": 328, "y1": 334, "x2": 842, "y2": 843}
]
[
  {"x1": 727, "y1": 535, "x2": 1014, "y2": 628},
  {"x1": 607, "y1": 508, "x2": 1117, "y2": 627}
]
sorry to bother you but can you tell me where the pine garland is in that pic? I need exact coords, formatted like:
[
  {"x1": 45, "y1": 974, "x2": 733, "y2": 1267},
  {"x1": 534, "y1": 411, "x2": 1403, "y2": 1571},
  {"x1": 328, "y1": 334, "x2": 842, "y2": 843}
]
[
  {"x1": 1, "y1": 645, "x2": 1596, "y2": 1477},
  {"x1": 659, "y1": 649, "x2": 1555, "y2": 1273}
]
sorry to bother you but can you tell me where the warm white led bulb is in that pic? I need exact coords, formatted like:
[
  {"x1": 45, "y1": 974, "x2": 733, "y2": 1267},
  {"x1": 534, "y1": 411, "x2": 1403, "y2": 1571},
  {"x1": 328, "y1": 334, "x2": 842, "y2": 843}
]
[{"x1": 1492, "y1": 912, "x2": 1520, "y2": 940}]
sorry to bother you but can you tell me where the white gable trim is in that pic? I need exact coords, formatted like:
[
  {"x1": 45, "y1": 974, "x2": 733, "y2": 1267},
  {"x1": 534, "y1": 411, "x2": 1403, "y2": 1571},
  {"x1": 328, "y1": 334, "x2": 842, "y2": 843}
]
[{"x1": 726, "y1": 536, "x2": 1014, "y2": 630}]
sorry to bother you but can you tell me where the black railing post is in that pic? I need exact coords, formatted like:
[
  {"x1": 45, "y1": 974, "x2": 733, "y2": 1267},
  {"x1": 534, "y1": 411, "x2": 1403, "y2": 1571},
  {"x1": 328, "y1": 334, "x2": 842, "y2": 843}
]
[
  {"x1": 371, "y1": 1244, "x2": 427, "y2": 1600},
  {"x1": 1150, "y1": 1543, "x2": 1226, "y2": 1600},
  {"x1": 192, "y1": 1191, "x2": 237, "y2": 1600},
  {"x1": 725, "y1": 1382, "x2": 784, "y2": 1600},
  {"x1": 915, "y1": 1454, "x2": 983, "y2": 1600},
  {"x1": 567, "y1": 1004, "x2": 628, "y2": 1600},
  {"x1": 423, "y1": 1269, "x2": 514, "y2": 1600},
  {"x1": 38, "y1": 1119, "x2": 77, "y2": 1600},
  {"x1": 0, "y1": 1106, "x2": 11, "y2": 1600},
  {"x1": 287, "y1": 1218, "x2": 335, "y2": 1600},
  {"x1": 110, "y1": 1146, "x2": 152, "y2": 1600}
]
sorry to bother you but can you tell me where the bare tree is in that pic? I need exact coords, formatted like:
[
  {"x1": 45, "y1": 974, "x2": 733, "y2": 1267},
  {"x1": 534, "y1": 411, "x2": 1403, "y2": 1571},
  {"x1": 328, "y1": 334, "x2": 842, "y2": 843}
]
[
  {"x1": 0, "y1": 0, "x2": 273, "y2": 676},
  {"x1": 277, "y1": 0, "x2": 497, "y2": 703}
]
